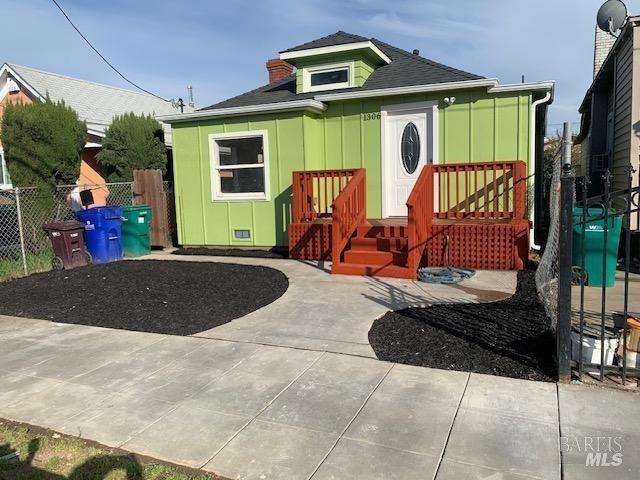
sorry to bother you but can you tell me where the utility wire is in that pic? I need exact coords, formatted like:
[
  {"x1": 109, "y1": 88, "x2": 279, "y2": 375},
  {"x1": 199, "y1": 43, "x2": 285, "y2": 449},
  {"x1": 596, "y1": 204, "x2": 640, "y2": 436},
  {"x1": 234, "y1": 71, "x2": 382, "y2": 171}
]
[{"x1": 50, "y1": 0, "x2": 171, "y2": 102}]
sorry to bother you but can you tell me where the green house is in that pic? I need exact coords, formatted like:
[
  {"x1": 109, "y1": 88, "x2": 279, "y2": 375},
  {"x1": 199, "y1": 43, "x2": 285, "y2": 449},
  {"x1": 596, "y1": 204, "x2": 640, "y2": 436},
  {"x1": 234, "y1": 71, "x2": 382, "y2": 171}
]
[{"x1": 160, "y1": 32, "x2": 554, "y2": 278}]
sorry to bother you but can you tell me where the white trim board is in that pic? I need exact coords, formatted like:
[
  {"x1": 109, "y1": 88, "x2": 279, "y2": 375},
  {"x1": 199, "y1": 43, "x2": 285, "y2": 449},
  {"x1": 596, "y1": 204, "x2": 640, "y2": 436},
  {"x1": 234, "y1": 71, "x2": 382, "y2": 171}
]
[
  {"x1": 0, "y1": 63, "x2": 45, "y2": 102},
  {"x1": 159, "y1": 79, "x2": 555, "y2": 124},
  {"x1": 208, "y1": 130, "x2": 271, "y2": 202},
  {"x1": 280, "y1": 41, "x2": 392, "y2": 65},
  {"x1": 0, "y1": 146, "x2": 12, "y2": 190},
  {"x1": 302, "y1": 61, "x2": 354, "y2": 93},
  {"x1": 159, "y1": 100, "x2": 327, "y2": 123}
]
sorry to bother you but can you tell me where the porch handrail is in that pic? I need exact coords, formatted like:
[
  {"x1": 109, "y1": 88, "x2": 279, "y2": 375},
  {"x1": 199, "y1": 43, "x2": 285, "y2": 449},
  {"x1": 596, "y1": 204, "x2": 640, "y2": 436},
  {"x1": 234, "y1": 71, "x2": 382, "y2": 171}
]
[
  {"x1": 407, "y1": 165, "x2": 435, "y2": 273},
  {"x1": 331, "y1": 168, "x2": 366, "y2": 270},
  {"x1": 292, "y1": 169, "x2": 359, "y2": 223},
  {"x1": 430, "y1": 161, "x2": 528, "y2": 220}
]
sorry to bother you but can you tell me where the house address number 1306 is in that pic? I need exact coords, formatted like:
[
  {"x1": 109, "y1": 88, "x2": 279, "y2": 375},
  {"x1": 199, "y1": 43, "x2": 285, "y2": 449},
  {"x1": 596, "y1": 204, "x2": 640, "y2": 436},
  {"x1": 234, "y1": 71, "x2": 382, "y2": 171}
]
[{"x1": 362, "y1": 113, "x2": 381, "y2": 121}]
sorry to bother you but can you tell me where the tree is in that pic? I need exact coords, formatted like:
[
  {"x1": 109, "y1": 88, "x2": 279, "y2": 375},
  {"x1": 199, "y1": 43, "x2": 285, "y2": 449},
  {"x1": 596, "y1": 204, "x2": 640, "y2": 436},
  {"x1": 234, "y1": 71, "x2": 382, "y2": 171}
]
[
  {"x1": 97, "y1": 113, "x2": 167, "y2": 182},
  {"x1": 0, "y1": 99, "x2": 86, "y2": 189}
]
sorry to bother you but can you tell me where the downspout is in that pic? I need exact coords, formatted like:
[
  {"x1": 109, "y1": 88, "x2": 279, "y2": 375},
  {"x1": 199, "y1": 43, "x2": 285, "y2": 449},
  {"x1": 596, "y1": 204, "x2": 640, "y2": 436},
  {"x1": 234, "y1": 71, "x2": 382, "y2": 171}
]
[{"x1": 530, "y1": 89, "x2": 553, "y2": 250}]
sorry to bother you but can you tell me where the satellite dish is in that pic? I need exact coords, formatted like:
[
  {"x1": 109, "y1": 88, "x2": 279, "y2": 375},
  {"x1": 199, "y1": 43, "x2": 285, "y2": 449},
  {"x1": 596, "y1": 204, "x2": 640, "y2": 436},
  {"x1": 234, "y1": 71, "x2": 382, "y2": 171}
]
[{"x1": 597, "y1": 0, "x2": 628, "y2": 34}]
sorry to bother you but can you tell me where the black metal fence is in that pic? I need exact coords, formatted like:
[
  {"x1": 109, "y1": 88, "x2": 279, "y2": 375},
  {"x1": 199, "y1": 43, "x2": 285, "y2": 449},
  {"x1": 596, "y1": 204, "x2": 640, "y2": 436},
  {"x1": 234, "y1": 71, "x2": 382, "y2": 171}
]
[{"x1": 557, "y1": 163, "x2": 639, "y2": 385}]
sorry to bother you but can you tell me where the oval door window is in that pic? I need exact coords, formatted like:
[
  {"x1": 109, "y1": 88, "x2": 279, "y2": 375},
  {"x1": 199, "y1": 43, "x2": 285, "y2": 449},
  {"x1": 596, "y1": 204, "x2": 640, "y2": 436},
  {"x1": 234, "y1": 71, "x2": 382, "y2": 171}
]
[{"x1": 400, "y1": 122, "x2": 420, "y2": 174}]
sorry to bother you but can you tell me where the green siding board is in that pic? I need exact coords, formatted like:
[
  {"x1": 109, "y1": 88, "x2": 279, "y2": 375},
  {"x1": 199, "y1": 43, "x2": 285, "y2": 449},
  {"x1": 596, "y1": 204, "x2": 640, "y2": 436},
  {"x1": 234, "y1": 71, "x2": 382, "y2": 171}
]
[
  {"x1": 342, "y1": 102, "x2": 362, "y2": 168},
  {"x1": 172, "y1": 88, "x2": 534, "y2": 247}
]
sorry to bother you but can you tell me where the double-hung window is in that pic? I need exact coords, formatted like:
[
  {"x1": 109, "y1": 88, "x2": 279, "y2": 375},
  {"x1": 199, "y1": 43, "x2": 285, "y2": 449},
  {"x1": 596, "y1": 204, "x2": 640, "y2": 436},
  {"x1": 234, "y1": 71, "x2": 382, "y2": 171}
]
[
  {"x1": 0, "y1": 147, "x2": 11, "y2": 189},
  {"x1": 210, "y1": 131, "x2": 269, "y2": 200}
]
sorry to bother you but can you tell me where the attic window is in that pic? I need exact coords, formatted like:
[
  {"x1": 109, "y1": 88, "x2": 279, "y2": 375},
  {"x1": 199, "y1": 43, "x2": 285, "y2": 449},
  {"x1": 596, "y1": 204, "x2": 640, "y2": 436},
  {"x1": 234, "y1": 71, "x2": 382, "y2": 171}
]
[{"x1": 302, "y1": 62, "x2": 354, "y2": 93}]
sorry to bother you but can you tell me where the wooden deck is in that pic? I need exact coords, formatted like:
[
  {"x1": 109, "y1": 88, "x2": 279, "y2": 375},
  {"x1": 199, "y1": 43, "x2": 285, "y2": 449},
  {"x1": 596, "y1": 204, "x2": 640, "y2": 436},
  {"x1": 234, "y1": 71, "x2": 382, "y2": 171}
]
[{"x1": 288, "y1": 162, "x2": 530, "y2": 278}]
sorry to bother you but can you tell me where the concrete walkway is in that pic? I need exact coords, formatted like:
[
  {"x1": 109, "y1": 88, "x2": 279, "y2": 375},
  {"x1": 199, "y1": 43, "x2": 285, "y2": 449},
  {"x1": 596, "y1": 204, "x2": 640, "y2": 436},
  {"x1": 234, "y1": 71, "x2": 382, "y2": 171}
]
[
  {"x1": 145, "y1": 253, "x2": 517, "y2": 357},
  {"x1": 1, "y1": 316, "x2": 638, "y2": 479}
]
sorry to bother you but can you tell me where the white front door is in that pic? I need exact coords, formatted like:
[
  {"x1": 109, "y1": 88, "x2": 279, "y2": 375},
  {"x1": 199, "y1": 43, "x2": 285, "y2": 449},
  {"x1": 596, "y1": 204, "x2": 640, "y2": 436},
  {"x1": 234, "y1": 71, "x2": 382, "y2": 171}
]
[{"x1": 382, "y1": 103, "x2": 437, "y2": 217}]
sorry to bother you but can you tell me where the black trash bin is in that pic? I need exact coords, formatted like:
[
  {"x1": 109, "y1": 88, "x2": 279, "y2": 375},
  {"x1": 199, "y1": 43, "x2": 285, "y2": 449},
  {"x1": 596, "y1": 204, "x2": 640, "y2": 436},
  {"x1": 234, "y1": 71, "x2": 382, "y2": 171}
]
[{"x1": 43, "y1": 220, "x2": 91, "y2": 270}]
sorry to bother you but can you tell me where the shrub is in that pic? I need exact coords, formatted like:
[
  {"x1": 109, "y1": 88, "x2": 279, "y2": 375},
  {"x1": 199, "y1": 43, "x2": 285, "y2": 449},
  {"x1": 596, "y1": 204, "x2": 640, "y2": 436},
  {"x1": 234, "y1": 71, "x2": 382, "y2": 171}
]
[
  {"x1": 97, "y1": 113, "x2": 167, "y2": 182},
  {"x1": 0, "y1": 99, "x2": 86, "y2": 189}
]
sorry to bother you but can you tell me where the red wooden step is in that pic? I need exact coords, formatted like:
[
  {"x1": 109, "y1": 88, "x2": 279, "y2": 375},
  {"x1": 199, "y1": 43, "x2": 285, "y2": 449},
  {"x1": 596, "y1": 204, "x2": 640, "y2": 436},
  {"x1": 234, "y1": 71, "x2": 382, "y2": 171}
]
[
  {"x1": 350, "y1": 236, "x2": 408, "y2": 252},
  {"x1": 344, "y1": 249, "x2": 408, "y2": 266},
  {"x1": 356, "y1": 224, "x2": 408, "y2": 239},
  {"x1": 331, "y1": 262, "x2": 415, "y2": 279}
]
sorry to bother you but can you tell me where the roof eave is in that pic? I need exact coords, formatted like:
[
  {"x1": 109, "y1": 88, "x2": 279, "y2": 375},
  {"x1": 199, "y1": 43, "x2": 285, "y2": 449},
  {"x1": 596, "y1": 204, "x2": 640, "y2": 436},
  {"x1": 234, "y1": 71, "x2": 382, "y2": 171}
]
[
  {"x1": 157, "y1": 99, "x2": 327, "y2": 123},
  {"x1": 314, "y1": 79, "x2": 554, "y2": 102},
  {"x1": 280, "y1": 41, "x2": 392, "y2": 65},
  {"x1": 161, "y1": 79, "x2": 555, "y2": 123},
  {"x1": 0, "y1": 63, "x2": 45, "y2": 102}
]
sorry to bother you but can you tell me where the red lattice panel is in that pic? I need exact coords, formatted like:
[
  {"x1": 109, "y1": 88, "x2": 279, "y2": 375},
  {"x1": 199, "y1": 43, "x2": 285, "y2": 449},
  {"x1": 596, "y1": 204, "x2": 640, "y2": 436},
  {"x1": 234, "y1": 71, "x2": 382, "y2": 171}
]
[
  {"x1": 425, "y1": 222, "x2": 529, "y2": 270},
  {"x1": 288, "y1": 222, "x2": 332, "y2": 260}
]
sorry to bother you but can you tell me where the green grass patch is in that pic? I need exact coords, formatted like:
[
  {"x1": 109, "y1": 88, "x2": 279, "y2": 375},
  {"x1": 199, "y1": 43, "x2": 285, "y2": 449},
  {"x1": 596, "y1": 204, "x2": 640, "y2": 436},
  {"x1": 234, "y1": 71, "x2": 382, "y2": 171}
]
[
  {"x1": 0, "y1": 250, "x2": 53, "y2": 282},
  {"x1": 0, "y1": 421, "x2": 225, "y2": 479}
]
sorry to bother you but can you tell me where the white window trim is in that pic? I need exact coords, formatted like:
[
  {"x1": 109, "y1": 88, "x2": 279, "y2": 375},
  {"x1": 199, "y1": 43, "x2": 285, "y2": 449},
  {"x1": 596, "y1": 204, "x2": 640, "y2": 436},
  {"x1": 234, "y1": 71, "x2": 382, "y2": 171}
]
[
  {"x1": 302, "y1": 61, "x2": 354, "y2": 93},
  {"x1": 209, "y1": 131, "x2": 270, "y2": 201},
  {"x1": 0, "y1": 146, "x2": 11, "y2": 190}
]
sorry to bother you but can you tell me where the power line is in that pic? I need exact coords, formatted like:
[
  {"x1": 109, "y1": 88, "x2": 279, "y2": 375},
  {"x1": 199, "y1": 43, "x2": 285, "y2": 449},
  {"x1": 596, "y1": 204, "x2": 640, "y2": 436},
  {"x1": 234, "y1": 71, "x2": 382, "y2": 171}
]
[{"x1": 50, "y1": 0, "x2": 170, "y2": 102}]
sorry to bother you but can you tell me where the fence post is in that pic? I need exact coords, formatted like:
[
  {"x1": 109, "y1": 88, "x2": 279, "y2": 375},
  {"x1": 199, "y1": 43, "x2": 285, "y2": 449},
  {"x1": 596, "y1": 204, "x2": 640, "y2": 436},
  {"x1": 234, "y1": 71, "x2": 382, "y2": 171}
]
[
  {"x1": 557, "y1": 122, "x2": 574, "y2": 383},
  {"x1": 14, "y1": 187, "x2": 28, "y2": 276}
]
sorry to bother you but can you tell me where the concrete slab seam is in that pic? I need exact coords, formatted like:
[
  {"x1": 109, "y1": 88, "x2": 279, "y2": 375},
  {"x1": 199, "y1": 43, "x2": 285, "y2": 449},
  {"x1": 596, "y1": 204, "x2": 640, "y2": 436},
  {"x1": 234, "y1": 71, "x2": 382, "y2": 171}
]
[
  {"x1": 305, "y1": 362, "x2": 396, "y2": 480},
  {"x1": 114, "y1": 350, "x2": 260, "y2": 448},
  {"x1": 199, "y1": 350, "x2": 327, "y2": 468},
  {"x1": 431, "y1": 372, "x2": 471, "y2": 480}
]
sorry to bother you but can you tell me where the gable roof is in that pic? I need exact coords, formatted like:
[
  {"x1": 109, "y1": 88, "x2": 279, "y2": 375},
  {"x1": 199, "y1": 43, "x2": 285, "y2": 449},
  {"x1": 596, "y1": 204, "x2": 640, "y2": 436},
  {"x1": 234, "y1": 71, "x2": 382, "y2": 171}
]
[
  {"x1": 1, "y1": 63, "x2": 193, "y2": 144},
  {"x1": 202, "y1": 31, "x2": 484, "y2": 111},
  {"x1": 280, "y1": 31, "x2": 369, "y2": 53}
]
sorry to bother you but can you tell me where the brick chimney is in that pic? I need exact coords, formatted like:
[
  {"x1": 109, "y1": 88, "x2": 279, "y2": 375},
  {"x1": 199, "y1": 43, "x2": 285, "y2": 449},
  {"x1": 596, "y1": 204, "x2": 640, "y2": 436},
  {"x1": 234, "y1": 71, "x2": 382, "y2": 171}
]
[
  {"x1": 266, "y1": 59, "x2": 293, "y2": 84},
  {"x1": 593, "y1": 26, "x2": 616, "y2": 78}
]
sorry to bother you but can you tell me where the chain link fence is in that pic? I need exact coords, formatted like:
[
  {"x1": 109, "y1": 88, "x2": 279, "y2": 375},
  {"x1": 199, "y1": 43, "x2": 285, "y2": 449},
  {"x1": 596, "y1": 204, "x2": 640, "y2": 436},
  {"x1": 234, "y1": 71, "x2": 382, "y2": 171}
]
[
  {"x1": 535, "y1": 145, "x2": 562, "y2": 330},
  {"x1": 0, "y1": 182, "x2": 174, "y2": 281}
]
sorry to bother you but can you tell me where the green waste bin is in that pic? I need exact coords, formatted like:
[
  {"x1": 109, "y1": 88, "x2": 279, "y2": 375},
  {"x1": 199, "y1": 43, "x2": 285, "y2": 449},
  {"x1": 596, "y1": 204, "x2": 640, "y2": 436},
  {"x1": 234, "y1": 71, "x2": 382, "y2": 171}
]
[
  {"x1": 121, "y1": 205, "x2": 152, "y2": 257},
  {"x1": 572, "y1": 207, "x2": 622, "y2": 287}
]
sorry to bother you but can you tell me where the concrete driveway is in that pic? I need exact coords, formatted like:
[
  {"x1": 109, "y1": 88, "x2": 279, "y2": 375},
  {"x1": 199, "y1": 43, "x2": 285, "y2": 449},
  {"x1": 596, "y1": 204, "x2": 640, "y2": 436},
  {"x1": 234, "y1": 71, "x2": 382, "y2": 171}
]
[
  {"x1": 145, "y1": 253, "x2": 517, "y2": 357},
  {"x1": 1, "y1": 315, "x2": 638, "y2": 479}
]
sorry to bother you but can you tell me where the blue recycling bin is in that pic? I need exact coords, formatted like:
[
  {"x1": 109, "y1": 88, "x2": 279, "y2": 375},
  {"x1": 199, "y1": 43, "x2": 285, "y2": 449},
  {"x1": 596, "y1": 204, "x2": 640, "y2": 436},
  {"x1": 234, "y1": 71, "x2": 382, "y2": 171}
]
[{"x1": 76, "y1": 206, "x2": 123, "y2": 264}]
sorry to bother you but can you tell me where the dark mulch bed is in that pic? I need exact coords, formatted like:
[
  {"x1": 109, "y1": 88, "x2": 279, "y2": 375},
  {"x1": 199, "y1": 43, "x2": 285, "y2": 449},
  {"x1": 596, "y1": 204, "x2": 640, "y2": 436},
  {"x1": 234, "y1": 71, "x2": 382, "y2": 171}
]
[
  {"x1": 0, "y1": 260, "x2": 288, "y2": 335},
  {"x1": 369, "y1": 271, "x2": 557, "y2": 382},
  {"x1": 173, "y1": 247, "x2": 286, "y2": 259}
]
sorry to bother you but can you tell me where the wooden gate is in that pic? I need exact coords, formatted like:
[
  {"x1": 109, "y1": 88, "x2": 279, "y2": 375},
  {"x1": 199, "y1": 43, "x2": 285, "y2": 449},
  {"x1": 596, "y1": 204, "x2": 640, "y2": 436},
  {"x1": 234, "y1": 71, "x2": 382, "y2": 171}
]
[{"x1": 132, "y1": 169, "x2": 171, "y2": 248}]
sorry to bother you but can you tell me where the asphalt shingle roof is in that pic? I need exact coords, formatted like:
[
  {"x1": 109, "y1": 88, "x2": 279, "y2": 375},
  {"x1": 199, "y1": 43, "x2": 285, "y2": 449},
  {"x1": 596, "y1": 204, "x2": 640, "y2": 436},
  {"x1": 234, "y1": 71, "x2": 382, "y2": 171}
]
[
  {"x1": 6, "y1": 64, "x2": 194, "y2": 144},
  {"x1": 203, "y1": 31, "x2": 484, "y2": 111},
  {"x1": 280, "y1": 31, "x2": 370, "y2": 53}
]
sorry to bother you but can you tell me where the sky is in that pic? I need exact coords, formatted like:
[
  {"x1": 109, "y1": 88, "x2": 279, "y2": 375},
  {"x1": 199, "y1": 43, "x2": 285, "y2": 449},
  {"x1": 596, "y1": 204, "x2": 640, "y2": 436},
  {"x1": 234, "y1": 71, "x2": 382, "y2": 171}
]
[{"x1": 0, "y1": 0, "x2": 621, "y2": 131}]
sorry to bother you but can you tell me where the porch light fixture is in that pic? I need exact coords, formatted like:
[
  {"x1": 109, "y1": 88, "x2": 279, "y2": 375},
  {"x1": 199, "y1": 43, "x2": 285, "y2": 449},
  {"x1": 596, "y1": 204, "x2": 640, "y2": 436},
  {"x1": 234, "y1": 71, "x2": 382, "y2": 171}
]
[{"x1": 443, "y1": 96, "x2": 456, "y2": 106}]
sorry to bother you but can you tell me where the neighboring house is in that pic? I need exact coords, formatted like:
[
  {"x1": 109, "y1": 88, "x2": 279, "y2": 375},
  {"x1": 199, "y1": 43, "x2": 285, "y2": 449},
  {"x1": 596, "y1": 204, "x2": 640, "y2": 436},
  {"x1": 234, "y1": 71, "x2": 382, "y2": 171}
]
[
  {"x1": 0, "y1": 63, "x2": 190, "y2": 199},
  {"x1": 160, "y1": 31, "x2": 554, "y2": 277},
  {"x1": 575, "y1": 17, "x2": 640, "y2": 216}
]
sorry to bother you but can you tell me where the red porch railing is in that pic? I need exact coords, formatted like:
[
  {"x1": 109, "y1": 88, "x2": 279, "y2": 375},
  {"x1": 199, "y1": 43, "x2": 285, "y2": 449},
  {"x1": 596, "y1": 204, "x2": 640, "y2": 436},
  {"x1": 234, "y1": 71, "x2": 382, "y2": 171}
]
[
  {"x1": 290, "y1": 161, "x2": 530, "y2": 273},
  {"x1": 431, "y1": 161, "x2": 527, "y2": 220},
  {"x1": 406, "y1": 165, "x2": 435, "y2": 273},
  {"x1": 292, "y1": 169, "x2": 359, "y2": 222},
  {"x1": 331, "y1": 169, "x2": 366, "y2": 272},
  {"x1": 408, "y1": 160, "x2": 529, "y2": 271}
]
